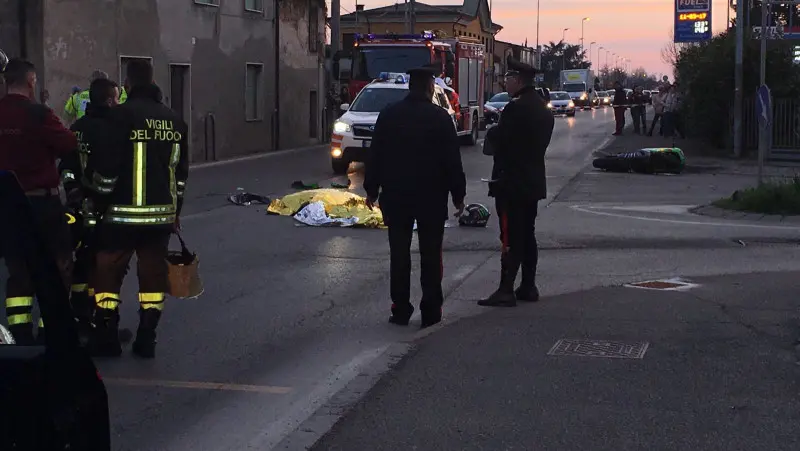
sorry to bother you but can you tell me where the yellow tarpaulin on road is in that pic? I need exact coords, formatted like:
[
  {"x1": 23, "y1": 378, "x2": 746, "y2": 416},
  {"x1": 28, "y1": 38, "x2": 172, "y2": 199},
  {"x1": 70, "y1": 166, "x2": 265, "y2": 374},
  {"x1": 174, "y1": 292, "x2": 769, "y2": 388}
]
[{"x1": 267, "y1": 188, "x2": 385, "y2": 228}]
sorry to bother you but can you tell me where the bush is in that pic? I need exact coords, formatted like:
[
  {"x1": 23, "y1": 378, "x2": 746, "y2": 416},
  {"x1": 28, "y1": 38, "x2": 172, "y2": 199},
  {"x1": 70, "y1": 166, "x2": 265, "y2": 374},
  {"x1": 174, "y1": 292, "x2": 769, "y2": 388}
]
[
  {"x1": 674, "y1": 29, "x2": 800, "y2": 150},
  {"x1": 713, "y1": 178, "x2": 800, "y2": 215}
]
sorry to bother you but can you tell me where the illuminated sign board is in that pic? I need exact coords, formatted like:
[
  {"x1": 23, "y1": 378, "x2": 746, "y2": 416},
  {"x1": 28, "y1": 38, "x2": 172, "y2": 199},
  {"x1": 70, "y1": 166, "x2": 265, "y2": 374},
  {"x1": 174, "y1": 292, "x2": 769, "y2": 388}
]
[
  {"x1": 674, "y1": 0, "x2": 712, "y2": 42},
  {"x1": 676, "y1": 0, "x2": 710, "y2": 12}
]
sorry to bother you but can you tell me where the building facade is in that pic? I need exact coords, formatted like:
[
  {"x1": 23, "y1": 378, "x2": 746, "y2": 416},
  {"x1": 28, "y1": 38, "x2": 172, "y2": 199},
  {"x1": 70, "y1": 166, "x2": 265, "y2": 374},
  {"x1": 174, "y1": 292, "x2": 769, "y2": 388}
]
[
  {"x1": 0, "y1": 0, "x2": 326, "y2": 163},
  {"x1": 339, "y1": 0, "x2": 500, "y2": 99},
  {"x1": 492, "y1": 40, "x2": 537, "y2": 94}
]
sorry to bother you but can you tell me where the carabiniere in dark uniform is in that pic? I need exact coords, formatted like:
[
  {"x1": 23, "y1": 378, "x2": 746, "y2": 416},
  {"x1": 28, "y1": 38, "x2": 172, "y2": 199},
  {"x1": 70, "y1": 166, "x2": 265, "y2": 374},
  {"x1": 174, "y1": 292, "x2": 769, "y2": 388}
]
[
  {"x1": 364, "y1": 64, "x2": 466, "y2": 329},
  {"x1": 479, "y1": 57, "x2": 554, "y2": 307}
]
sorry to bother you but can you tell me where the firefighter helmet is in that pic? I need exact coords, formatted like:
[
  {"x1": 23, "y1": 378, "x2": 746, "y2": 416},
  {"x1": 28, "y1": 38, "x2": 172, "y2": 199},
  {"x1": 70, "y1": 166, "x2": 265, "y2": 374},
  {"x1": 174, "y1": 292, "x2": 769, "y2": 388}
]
[{"x1": 458, "y1": 203, "x2": 491, "y2": 227}]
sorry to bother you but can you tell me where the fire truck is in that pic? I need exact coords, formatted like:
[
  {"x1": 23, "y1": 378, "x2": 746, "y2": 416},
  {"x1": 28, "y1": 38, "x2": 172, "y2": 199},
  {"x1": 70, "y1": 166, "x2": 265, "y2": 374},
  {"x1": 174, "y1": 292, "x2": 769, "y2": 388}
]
[{"x1": 348, "y1": 31, "x2": 485, "y2": 144}]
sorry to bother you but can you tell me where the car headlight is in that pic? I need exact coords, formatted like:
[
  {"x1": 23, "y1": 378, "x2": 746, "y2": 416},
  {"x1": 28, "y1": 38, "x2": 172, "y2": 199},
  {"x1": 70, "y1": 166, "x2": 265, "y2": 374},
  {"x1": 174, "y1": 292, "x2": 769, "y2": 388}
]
[
  {"x1": 547, "y1": 102, "x2": 552, "y2": 108},
  {"x1": 580, "y1": 93, "x2": 587, "y2": 100},
  {"x1": 568, "y1": 101, "x2": 575, "y2": 108},
  {"x1": 333, "y1": 121, "x2": 351, "y2": 134}
]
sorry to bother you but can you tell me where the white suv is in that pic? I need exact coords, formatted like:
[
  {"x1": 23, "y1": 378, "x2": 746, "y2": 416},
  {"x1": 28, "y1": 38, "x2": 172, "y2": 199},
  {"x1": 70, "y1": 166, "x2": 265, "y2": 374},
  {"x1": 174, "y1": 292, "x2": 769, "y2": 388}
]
[{"x1": 330, "y1": 73, "x2": 456, "y2": 175}]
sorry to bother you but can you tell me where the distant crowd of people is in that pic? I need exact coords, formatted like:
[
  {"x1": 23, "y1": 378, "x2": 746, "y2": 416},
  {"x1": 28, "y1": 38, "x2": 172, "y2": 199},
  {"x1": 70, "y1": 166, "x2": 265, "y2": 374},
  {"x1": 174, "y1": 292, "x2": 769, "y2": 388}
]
[{"x1": 613, "y1": 81, "x2": 685, "y2": 139}]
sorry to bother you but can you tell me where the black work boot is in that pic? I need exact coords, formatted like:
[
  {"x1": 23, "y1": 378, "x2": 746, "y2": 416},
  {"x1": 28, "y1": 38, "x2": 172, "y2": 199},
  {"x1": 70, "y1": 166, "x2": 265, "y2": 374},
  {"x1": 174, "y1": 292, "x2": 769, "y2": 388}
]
[
  {"x1": 478, "y1": 253, "x2": 519, "y2": 307},
  {"x1": 420, "y1": 307, "x2": 442, "y2": 329},
  {"x1": 132, "y1": 309, "x2": 162, "y2": 359},
  {"x1": 515, "y1": 266, "x2": 540, "y2": 302},
  {"x1": 8, "y1": 324, "x2": 35, "y2": 346},
  {"x1": 89, "y1": 308, "x2": 122, "y2": 357},
  {"x1": 389, "y1": 303, "x2": 414, "y2": 326},
  {"x1": 70, "y1": 291, "x2": 95, "y2": 346}
]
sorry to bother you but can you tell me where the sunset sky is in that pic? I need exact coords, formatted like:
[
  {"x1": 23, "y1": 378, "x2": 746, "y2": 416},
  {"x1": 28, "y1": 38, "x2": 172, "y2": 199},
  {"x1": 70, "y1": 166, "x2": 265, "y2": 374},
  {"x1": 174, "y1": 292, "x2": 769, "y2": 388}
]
[{"x1": 332, "y1": 0, "x2": 732, "y2": 76}]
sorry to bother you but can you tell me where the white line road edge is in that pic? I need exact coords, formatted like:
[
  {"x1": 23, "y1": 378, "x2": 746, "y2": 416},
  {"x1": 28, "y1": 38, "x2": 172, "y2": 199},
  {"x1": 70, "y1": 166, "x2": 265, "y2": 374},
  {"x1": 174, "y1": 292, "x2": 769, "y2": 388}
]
[
  {"x1": 246, "y1": 345, "x2": 390, "y2": 451},
  {"x1": 570, "y1": 204, "x2": 800, "y2": 230}
]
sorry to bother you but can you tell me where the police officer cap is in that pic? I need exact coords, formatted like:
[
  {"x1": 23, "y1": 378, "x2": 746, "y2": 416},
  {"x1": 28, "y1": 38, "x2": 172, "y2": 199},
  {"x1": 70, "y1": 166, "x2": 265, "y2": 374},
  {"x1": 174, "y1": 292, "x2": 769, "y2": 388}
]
[
  {"x1": 504, "y1": 57, "x2": 537, "y2": 77},
  {"x1": 407, "y1": 64, "x2": 439, "y2": 80}
]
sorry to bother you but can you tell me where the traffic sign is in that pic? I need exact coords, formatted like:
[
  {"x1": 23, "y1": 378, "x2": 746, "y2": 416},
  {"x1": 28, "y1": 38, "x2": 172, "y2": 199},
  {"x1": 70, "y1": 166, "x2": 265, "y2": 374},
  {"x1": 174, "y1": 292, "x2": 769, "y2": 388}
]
[
  {"x1": 674, "y1": 0, "x2": 712, "y2": 43},
  {"x1": 756, "y1": 84, "x2": 772, "y2": 129}
]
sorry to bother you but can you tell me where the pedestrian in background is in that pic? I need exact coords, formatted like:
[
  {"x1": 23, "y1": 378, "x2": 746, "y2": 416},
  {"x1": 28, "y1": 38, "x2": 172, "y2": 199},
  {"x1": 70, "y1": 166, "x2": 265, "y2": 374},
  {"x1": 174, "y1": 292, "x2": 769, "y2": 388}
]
[
  {"x1": 611, "y1": 81, "x2": 627, "y2": 136},
  {"x1": 672, "y1": 81, "x2": 686, "y2": 138},
  {"x1": 648, "y1": 86, "x2": 666, "y2": 136},
  {"x1": 663, "y1": 83, "x2": 679, "y2": 138},
  {"x1": 64, "y1": 69, "x2": 109, "y2": 124},
  {"x1": 0, "y1": 58, "x2": 77, "y2": 345},
  {"x1": 630, "y1": 86, "x2": 647, "y2": 134},
  {"x1": 364, "y1": 65, "x2": 466, "y2": 329},
  {"x1": 479, "y1": 58, "x2": 554, "y2": 307}
]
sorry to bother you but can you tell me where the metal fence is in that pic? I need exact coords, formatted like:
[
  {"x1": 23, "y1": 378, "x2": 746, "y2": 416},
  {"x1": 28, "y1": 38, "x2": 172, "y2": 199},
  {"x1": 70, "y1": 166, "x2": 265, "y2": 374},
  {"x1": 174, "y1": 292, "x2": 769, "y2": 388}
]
[{"x1": 737, "y1": 97, "x2": 800, "y2": 160}]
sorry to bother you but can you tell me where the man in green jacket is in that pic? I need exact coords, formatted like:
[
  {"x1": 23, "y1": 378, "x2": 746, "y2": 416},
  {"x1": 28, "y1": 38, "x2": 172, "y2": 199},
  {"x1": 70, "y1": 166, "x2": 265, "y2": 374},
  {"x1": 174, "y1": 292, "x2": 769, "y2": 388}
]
[{"x1": 64, "y1": 70, "x2": 108, "y2": 123}]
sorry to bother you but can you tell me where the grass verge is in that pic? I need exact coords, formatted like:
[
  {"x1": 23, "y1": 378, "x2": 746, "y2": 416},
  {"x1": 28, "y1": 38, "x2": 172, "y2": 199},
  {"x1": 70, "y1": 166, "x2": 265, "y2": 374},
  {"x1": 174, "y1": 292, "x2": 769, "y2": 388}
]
[{"x1": 713, "y1": 178, "x2": 800, "y2": 215}]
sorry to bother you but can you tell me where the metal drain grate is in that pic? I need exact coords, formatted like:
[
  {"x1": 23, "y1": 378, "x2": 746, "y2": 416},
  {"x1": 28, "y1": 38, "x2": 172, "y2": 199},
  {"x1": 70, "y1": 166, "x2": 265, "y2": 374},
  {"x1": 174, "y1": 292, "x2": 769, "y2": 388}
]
[{"x1": 547, "y1": 339, "x2": 650, "y2": 359}]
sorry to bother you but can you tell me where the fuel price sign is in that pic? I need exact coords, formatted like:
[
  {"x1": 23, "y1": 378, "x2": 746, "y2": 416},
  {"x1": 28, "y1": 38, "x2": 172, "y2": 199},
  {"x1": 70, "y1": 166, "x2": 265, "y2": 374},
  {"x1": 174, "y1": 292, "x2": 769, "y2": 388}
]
[{"x1": 674, "y1": 0, "x2": 712, "y2": 42}]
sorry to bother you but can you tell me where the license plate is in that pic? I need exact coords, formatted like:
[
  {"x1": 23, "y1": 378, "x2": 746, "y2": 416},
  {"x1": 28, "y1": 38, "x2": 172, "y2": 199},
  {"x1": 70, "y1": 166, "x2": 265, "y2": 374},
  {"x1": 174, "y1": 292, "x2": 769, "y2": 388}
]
[{"x1": 362, "y1": 140, "x2": 371, "y2": 148}]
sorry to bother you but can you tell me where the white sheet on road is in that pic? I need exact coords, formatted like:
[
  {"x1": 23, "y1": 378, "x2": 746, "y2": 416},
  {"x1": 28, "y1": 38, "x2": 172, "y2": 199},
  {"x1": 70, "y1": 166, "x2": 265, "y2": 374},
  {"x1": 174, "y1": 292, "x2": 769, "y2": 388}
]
[{"x1": 293, "y1": 201, "x2": 360, "y2": 227}]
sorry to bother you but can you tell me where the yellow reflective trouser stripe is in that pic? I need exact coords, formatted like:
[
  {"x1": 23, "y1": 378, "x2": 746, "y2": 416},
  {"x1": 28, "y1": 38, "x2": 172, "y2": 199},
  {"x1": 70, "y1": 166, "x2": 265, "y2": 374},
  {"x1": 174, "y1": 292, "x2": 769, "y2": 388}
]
[
  {"x1": 139, "y1": 292, "x2": 165, "y2": 310},
  {"x1": 96, "y1": 292, "x2": 121, "y2": 310},
  {"x1": 133, "y1": 141, "x2": 146, "y2": 206},
  {"x1": 6, "y1": 296, "x2": 34, "y2": 309},
  {"x1": 71, "y1": 283, "x2": 88, "y2": 293},
  {"x1": 38, "y1": 318, "x2": 44, "y2": 328},
  {"x1": 88, "y1": 288, "x2": 96, "y2": 297},
  {"x1": 8, "y1": 313, "x2": 33, "y2": 325}
]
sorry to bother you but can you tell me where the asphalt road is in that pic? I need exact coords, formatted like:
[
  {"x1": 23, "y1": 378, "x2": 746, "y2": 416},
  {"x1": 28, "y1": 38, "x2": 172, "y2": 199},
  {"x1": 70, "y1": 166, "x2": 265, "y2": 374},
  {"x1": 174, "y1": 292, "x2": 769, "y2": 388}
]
[{"x1": 78, "y1": 107, "x2": 616, "y2": 450}]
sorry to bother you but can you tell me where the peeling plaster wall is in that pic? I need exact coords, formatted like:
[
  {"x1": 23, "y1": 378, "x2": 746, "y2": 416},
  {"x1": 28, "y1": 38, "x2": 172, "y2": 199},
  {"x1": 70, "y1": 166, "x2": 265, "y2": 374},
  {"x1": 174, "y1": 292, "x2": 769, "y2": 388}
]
[
  {"x1": 278, "y1": 0, "x2": 324, "y2": 148},
  {"x1": 0, "y1": 1, "x2": 21, "y2": 57},
  {"x1": 32, "y1": 0, "x2": 322, "y2": 161}
]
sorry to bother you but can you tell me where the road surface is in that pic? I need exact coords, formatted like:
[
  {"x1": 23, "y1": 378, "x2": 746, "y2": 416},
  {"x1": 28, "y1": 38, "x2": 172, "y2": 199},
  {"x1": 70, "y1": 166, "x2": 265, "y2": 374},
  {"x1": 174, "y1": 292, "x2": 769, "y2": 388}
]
[{"x1": 0, "y1": 107, "x2": 616, "y2": 450}]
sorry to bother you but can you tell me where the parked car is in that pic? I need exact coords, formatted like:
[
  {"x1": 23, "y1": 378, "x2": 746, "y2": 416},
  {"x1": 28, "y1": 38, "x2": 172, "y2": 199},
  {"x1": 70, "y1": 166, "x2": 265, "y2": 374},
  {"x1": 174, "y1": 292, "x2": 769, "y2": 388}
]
[{"x1": 483, "y1": 92, "x2": 510, "y2": 127}]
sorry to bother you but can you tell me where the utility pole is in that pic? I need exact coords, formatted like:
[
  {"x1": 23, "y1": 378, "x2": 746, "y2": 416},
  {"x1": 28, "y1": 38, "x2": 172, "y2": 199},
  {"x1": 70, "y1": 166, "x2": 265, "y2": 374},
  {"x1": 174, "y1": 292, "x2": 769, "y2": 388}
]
[
  {"x1": 535, "y1": 0, "x2": 540, "y2": 64},
  {"x1": 757, "y1": 0, "x2": 770, "y2": 184},
  {"x1": 331, "y1": 0, "x2": 340, "y2": 55},
  {"x1": 409, "y1": 0, "x2": 416, "y2": 33},
  {"x1": 733, "y1": 0, "x2": 745, "y2": 158}
]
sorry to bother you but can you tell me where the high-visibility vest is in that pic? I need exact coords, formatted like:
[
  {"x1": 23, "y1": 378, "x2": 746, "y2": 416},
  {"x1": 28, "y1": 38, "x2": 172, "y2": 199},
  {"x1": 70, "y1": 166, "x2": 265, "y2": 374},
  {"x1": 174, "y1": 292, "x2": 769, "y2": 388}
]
[{"x1": 64, "y1": 90, "x2": 91, "y2": 119}]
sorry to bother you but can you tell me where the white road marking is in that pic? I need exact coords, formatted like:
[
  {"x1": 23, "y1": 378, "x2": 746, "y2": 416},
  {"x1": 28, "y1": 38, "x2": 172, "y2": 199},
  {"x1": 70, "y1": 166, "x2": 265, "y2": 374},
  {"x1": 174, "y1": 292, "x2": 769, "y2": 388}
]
[
  {"x1": 104, "y1": 378, "x2": 293, "y2": 394},
  {"x1": 246, "y1": 346, "x2": 390, "y2": 451},
  {"x1": 604, "y1": 205, "x2": 697, "y2": 214},
  {"x1": 451, "y1": 264, "x2": 477, "y2": 282},
  {"x1": 623, "y1": 277, "x2": 701, "y2": 292},
  {"x1": 570, "y1": 204, "x2": 800, "y2": 230}
]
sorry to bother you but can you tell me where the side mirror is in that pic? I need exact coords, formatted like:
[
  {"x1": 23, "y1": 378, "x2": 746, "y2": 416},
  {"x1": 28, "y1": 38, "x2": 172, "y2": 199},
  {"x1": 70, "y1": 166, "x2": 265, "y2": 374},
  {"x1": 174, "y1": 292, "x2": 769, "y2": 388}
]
[{"x1": 340, "y1": 103, "x2": 350, "y2": 112}]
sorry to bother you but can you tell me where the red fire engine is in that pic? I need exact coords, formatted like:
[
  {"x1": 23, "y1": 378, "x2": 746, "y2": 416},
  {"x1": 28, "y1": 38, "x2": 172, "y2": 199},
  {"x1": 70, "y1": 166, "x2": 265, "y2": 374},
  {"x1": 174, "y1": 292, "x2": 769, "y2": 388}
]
[{"x1": 349, "y1": 31, "x2": 484, "y2": 144}]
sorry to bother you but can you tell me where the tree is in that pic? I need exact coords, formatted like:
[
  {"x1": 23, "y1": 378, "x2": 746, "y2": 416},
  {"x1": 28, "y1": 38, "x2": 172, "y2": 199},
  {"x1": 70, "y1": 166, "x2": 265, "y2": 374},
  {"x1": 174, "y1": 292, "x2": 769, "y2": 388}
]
[
  {"x1": 673, "y1": 28, "x2": 800, "y2": 150},
  {"x1": 539, "y1": 41, "x2": 591, "y2": 89},
  {"x1": 661, "y1": 29, "x2": 689, "y2": 75}
]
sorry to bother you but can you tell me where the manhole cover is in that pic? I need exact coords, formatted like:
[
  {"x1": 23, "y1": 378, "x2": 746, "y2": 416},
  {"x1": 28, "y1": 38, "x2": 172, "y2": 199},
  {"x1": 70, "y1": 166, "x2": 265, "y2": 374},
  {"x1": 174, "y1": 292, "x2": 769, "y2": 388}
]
[
  {"x1": 548, "y1": 339, "x2": 649, "y2": 359},
  {"x1": 624, "y1": 278, "x2": 699, "y2": 291}
]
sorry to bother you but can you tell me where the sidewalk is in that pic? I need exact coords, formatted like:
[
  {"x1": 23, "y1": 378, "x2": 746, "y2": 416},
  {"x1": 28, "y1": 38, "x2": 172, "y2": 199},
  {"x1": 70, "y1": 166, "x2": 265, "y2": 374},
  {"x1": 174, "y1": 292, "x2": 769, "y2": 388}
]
[{"x1": 311, "y1": 271, "x2": 800, "y2": 451}]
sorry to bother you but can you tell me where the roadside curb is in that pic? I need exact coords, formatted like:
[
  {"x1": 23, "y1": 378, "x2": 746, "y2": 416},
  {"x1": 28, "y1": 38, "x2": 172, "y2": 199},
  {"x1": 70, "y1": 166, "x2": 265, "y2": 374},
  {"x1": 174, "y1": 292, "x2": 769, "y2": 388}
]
[
  {"x1": 190, "y1": 144, "x2": 328, "y2": 170},
  {"x1": 690, "y1": 204, "x2": 800, "y2": 224}
]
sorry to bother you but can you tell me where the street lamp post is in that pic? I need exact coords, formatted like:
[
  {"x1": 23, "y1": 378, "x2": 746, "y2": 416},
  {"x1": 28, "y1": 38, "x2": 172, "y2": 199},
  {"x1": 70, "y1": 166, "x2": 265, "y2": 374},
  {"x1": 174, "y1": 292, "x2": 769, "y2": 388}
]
[
  {"x1": 597, "y1": 46, "x2": 603, "y2": 84},
  {"x1": 588, "y1": 41, "x2": 596, "y2": 67},
  {"x1": 605, "y1": 50, "x2": 609, "y2": 69},
  {"x1": 562, "y1": 28, "x2": 569, "y2": 71},
  {"x1": 580, "y1": 17, "x2": 590, "y2": 53},
  {"x1": 535, "y1": 0, "x2": 540, "y2": 64}
]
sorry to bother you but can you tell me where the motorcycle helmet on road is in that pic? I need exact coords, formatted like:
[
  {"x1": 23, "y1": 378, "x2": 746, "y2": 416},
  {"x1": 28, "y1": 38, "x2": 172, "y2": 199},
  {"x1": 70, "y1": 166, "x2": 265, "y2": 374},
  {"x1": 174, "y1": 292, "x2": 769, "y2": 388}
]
[{"x1": 458, "y1": 203, "x2": 491, "y2": 227}]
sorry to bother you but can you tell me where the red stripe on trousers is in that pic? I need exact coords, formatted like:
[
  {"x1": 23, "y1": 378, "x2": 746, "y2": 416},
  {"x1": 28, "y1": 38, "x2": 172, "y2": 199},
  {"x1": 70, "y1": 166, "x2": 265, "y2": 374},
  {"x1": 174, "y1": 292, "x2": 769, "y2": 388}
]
[{"x1": 500, "y1": 212, "x2": 509, "y2": 249}]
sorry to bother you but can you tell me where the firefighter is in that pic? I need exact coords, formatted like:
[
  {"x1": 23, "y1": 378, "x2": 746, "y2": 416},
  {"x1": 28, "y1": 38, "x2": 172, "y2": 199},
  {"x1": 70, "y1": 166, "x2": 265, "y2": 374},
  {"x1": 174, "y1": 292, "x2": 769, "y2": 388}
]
[
  {"x1": 64, "y1": 69, "x2": 109, "y2": 124},
  {"x1": 0, "y1": 58, "x2": 78, "y2": 344},
  {"x1": 83, "y1": 59, "x2": 188, "y2": 358},
  {"x1": 478, "y1": 58, "x2": 554, "y2": 307},
  {"x1": 364, "y1": 64, "x2": 466, "y2": 329},
  {"x1": 58, "y1": 78, "x2": 121, "y2": 338},
  {"x1": 119, "y1": 77, "x2": 129, "y2": 104}
]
